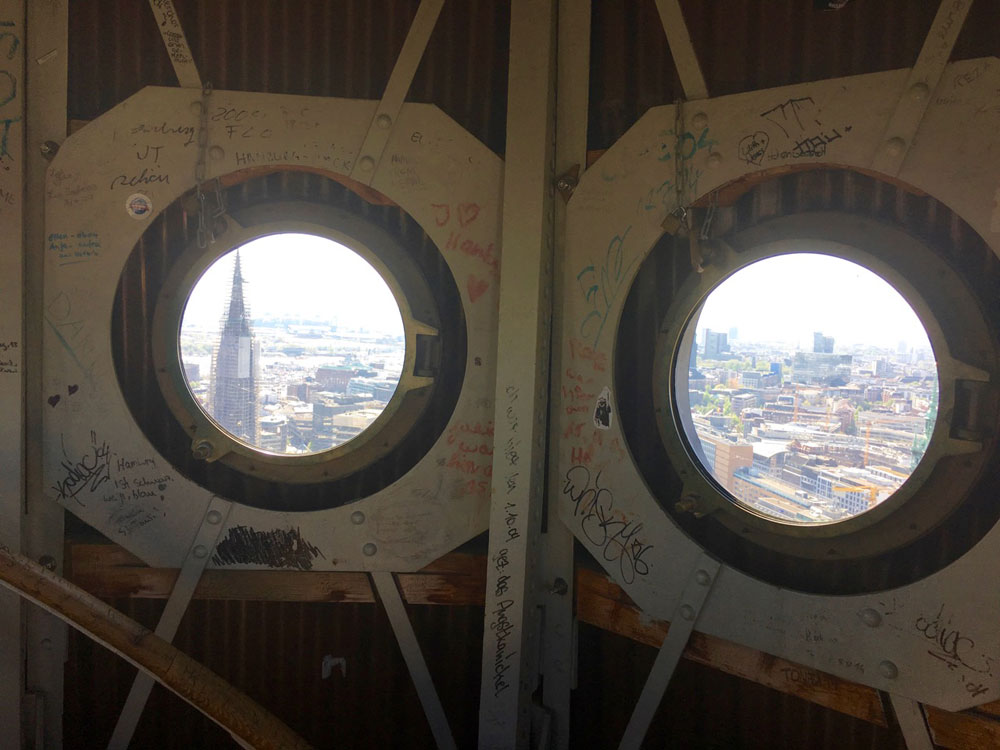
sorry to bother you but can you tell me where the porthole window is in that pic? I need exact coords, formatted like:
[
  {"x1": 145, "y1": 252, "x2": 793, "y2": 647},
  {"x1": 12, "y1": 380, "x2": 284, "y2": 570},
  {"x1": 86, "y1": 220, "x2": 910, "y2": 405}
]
[
  {"x1": 179, "y1": 234, "x2": 406, "y2": 456},
  {"x1": 117, "y1": 177, "x2": 466, "y2": 511},
  {"x1": 617, "y1": 204, "x2": 1000, "y2": 594},
  {"x1": 674, "y1": 254, "x2": 938, "y2": 525}
]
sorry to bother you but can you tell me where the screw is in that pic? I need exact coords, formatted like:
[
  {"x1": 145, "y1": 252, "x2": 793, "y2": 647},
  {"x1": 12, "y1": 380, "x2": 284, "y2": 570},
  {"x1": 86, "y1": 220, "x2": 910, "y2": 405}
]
[
  {"x1": 680, "y1": 604, "x2": 695, "y2": 621},
  {"x1": 351, "y1": 511, "x2": 366, "y2": 525},
  {"x1": 192, "y1": 439, "x2": 214, "y2": 460},
  {"x1": 695, "y1": 569, "x2": 711, "y2": 586},
  {"x1": 206, "y1": 510, "x2": 222, "y2": 525},
  {"x1": 362, "y1": 542, "x2": 377, "y2": 557},
  {"x1": 879, "y1": 660, "x2": 898, "y2": 679},
  {"x1": 550, "y1": 577, "x2": 568, "y2": 596},
  {"x1": 192, "y1": 545, "x2": 208, "y2": 559},
  {"x1": 860, "y1": 608, "x2": 882, "y2": 628},
  {"x1": 40, "y1": 140, "x2": 59, "y2": 159},
  {"x1": 376, "y1": 113, "x2": 392, "y2": 130},
  {"x1": 38, "y1": 555, "x2": 57, "y2": 571}
]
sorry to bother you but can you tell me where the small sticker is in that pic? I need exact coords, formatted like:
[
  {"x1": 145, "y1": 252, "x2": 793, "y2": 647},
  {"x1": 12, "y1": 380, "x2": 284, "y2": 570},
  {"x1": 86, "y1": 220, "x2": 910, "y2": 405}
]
[
  {"x1": 126, "y1": 193, "x2": 152, "y2": 219},
  {"x1": 593, "y1": 386, "x2": 612, "y2": 430}
]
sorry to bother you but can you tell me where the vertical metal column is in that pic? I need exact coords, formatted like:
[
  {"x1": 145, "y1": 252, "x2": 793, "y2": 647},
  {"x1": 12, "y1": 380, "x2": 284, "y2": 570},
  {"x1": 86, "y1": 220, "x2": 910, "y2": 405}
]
[
  {"x1": 24, "y1": 2, "x2": 69, "y2": 746},
  {"x1": 478, "y1": 0, "x2": 558, "y2": 747},
  {"x1": 0, "y1": 1, "x2": 24, "y2": 747},
  {"x1": 539, "y1": 2, "x2": 592, "y2": 748}
]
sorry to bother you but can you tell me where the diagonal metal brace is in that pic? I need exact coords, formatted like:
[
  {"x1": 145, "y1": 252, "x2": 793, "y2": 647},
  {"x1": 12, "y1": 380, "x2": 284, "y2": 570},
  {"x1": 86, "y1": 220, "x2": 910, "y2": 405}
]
[
  {"x1": 619, "y1": 554, "x2": 721, "y2": 750},
  {"x1": 349, "y1": 0, "x2": 445, "y2": 185},
  {"x1": 146, "y1": 0, "x2": 203, "y2": 89},
  {"x1": 888, "y1": 693, "x2": 935, "y2": 750},
  {"x1": 870, "y1": 0, "x2": 973, "y2": 175},
  {"x1": 107, "y1": 496, "x2": 232, "y2": 749}
]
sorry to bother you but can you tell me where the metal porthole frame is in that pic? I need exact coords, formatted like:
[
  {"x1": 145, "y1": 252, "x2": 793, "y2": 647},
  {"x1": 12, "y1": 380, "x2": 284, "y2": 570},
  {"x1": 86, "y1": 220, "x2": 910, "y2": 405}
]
[
  {"x1": 151, "y1": 202, "x2": 441, "y2": 485},
  {"x1": 647, "y1": 212, "x2": 994, "y2": 565}
]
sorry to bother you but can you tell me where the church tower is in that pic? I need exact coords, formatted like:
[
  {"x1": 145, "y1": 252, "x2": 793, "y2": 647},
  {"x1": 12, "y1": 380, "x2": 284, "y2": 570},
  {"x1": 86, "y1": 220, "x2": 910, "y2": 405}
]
[{"x1": 209, "y1": 251, "x2": 259, "y2": 445}]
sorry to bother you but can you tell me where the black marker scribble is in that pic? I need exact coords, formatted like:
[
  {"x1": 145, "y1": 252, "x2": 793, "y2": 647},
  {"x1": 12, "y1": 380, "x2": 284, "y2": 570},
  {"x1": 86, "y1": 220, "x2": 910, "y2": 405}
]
[
  {"x1": 916, "y1": 605, "x2": 994, "y2": 676},
  {"x1": 50, "y1": 431, "x2": 111, "y2": 506},
  {"x1": 562, "y1": 465, "x2": 653, "y2": 584},
  {"x1": 211, "y1": 525, "x2": 325, "y2": 571}
]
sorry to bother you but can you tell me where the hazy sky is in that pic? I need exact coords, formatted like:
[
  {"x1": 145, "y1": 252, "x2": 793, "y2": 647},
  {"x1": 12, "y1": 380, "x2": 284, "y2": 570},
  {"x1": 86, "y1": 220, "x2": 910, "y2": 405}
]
[
  {"x1": 181, "y1": 233, "x2": 405, "y2": 335},
  {"x1": 694, "y1": 254, "x2": 933, "y2": 352}
]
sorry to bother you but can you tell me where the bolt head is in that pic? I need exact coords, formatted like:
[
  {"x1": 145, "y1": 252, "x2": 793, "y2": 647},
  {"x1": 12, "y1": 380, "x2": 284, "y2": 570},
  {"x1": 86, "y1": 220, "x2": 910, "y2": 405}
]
[
  {"x1": 351, "y1": 511, "x2": 366, "y2": 525},
  {"x1": 680, "y1": 603, "x2": 695, "y2": 621},
  {"x1": 192, "y1": 439, "x2": 214, "y2": 460},
  {"x1": 40, "y1": 140, "x2": 60, "y2": 158},
  {"x1": 362, "y1": 542, "x2": 377, "y2": 556},
  {"x1": 206, "y1": 510, "x2": 223, "y2": 525},
  {"x1": 551, "y1": 577, "x2": 568, "y2": 596},
  {"x1": 192, "y1": 545, "x2": 208, "y2": 559},
  {"x1": 38, "y1": 555, "x2": 57, "y2": 571},
  {"x1": 860, "y1": 608, "x2": 882, "y2": 627},
  {"x1": 879, "y1": 660, "x2": 898, "y2": 679},
  {"x1": 695, "y1": 569, "x2": 712, "y2": 586},
  {"x1": 691, "y1": 112, "x2": 709, "y2": 130},
  {"x1": 376, "y1": 113, "x2": 392, "y2": 130},
  {"x1": 885, "y1": 137, "x2": 906, "y2": 157},
  {"x1": 358, "y1": 155, "x2": 375, "y2": 173}
]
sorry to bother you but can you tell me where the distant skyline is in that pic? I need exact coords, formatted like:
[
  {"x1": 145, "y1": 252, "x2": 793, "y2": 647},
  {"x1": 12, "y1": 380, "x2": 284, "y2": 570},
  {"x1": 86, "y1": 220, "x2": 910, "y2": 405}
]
[
  {"x1": 181, "y1": 233, "x2": 405, "y2": 336},
  {"x1": 694, "y1": 254, "x2": 934, "y2": 353}
]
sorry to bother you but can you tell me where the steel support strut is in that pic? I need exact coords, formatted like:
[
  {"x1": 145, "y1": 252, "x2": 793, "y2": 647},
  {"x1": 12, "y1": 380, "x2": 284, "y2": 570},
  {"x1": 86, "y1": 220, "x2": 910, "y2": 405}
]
[
  {"x1": 478, "y1": 0, "x2": 558, "y2": 747},
  {"x1": 619, "y1": 555, "x2": 721, "y2": 750}
]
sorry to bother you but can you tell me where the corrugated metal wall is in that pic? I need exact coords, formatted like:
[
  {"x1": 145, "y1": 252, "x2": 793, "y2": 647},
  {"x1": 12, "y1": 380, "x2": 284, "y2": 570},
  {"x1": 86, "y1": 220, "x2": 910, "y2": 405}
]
[{"x1": 62, "y1": 0, "x2": 1000, "y2": 747}]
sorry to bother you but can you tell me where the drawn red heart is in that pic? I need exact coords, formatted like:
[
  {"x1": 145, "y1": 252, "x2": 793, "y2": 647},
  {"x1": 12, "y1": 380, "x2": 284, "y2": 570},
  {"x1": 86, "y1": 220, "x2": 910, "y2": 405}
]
[
  {"x1": 47, "y1": 395, "x2": 60, "y2": 407},
  {"x1": 467, "y1": 274, "x2": 489, "y2": 303},
  {"x1": 68, "y1": 384, "x2": 79, "y2": 395},
  {"x1": 457, "y1": 202, "x2": 480, "y2": 227}
]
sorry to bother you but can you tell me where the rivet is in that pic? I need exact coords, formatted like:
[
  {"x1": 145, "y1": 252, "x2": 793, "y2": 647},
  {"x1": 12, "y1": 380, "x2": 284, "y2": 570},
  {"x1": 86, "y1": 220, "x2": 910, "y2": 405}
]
[
  {"x1": 707, "y1": 152, "x2": 723, "y2": 167},
  {"x1": 209, "y1": 145, "x2": 225, "y2": 160},
  {"x1": 192, "y1": 545, "x2": 208, "y2": 559},
  {"x1": 695, "y1": 569, "x2": 711, "y2": 586},
  {"x1": 376, "y1": 113, "x2": 392, "y2": 130},
  {"x1": 879, "y1": 660, "x2": 898, "y2": 679},
  {"x1": 909, "y1": 82, "x2": 929, "y2": 101},
  {"x1": 860, "y1": 608, "x2": 882, "y2": 628},
  {"x1": 691, "y1": 112, "x2": 708, "y2": 130},
  {"x1": 362, "y1": 542, "x2": 377, "y2": 557},
  {"x1": 351, "y1": 511, "x2": 366, "y2": 525},
  {"x1": 885, "y1": 137, "x2": 906, "y2": 157},
  {"x1": 358, "y1": 155, "x2": 375, "y2": 173},
  {"x1": 192, "y1": 439, "x2": 213, "y2": 460},
  {"x1": 206, "y1": 510, "x2": 222, "y2": 525},
  {"x1": 38, "y1": 555, "x2": 57, "y2": 571},
  {"x1": 680, "y1": 604, "x2": 695, "y2": 621}
]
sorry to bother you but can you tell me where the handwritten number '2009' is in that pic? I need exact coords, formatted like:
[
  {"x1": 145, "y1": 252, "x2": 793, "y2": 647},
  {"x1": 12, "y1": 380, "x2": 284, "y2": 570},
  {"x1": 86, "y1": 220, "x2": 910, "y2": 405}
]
[{"x1": 562, "y1": 465, "x2": 652, "y2": 584}]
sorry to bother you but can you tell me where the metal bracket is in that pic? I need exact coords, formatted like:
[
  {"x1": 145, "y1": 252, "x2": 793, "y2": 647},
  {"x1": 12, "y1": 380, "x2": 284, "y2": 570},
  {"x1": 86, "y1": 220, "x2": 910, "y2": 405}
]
[
  {"x1": 348, "y1": 0, "x2": 444, "y2": 186},
  {"x1": 146, "y1": 0, "x2": 202, "y2": 89},
  {"x1": 371, "y1": 571, "x2": 457, "y2": 750},
  {"x1": 653, "y1": 0, "x2": 708, "y2": 101},
  {"x1": 618, "y1": 554, "x2": 721, "y2": 750},
  {"x1": 107, "y1": 496, "x2": 232, "y2": 749},
  {"x1": 889, "y1": 694, "x2": 935, "y2": 750},
  {"x1": 870, "y1": 0, "x2": 972, "y2": 175}
]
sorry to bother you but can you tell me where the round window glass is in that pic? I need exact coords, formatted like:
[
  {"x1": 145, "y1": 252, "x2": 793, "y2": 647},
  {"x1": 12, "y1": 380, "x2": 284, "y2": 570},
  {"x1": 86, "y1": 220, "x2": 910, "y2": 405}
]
[
  {"x1": 675, "y1": 253, "x2": 938, "y2": 524},
  {"x1": 179, "y1": 233, "x2": 405, "y2": 455}
]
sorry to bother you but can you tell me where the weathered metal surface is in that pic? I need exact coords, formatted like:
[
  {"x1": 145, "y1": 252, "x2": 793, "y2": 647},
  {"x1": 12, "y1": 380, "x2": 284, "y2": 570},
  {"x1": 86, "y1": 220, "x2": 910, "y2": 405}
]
[
  {"x1": 44, "y1": 87, "x2": 501, "y2": 572},
  {"x1": 560, "y1": 60, "x2": 1000, "y2": 710},
  {"x1": 478, "y1": 0, "x2": 556, "y2": 746},
  {"x1": 0, "y1": 3, "x2": 24, "y2": 745}
]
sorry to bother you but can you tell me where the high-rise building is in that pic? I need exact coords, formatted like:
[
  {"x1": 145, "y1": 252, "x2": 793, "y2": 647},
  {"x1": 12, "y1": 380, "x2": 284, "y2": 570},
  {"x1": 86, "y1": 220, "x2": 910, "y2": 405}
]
[
  {"x1": 813, "y1": 332, "x2": 834, "y2": 353},
  {"x1": 704, "y1": 329, "x2": 729, "y2": 359},
  {"x1": 209, "y1": 252, "x2": 259, "y2": 445}
]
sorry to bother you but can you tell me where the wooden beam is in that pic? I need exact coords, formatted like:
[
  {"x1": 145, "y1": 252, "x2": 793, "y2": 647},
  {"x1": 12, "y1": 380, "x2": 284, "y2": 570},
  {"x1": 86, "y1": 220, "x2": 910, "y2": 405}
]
[{"x1": 66, "y1": 543, "x2": 1000, "y2": 748}]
